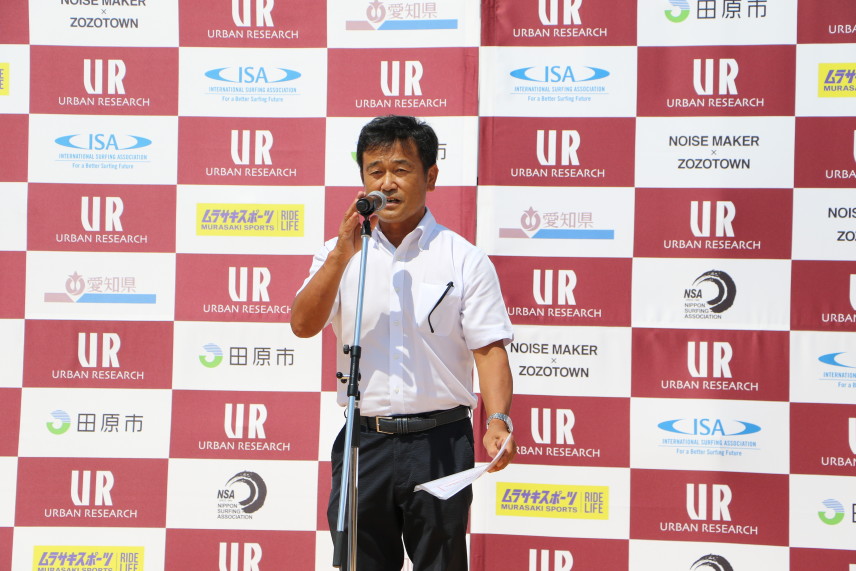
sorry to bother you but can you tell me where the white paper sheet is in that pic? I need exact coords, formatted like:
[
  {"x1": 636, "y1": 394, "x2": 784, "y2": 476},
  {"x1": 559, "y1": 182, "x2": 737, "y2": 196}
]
[{"x1": 414, "y1": 433, "x2": 512, "y2": 500}]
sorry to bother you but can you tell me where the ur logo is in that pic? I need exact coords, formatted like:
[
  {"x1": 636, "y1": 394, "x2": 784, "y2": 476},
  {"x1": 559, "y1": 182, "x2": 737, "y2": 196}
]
[
  {"x1": 83, "y1": 59, "x2": 126, "y2": 95},
  {"x1": 71, "y1": 470, "x2": 114, "y2": 506},
  {"x1": 78, "y1": 332, "x2": 121, "y2": 368},
  {"x1": 219, "y1": 542, "x2": 262, "y2": 571},
  {"x1": 538, "y1": 0, "x2": 581, "y2": 25},
  {"x1": 231, "y1": 130, "x2": 273, "y2": 166},
  {"x1": 81, "y1": 197, "x2": 124, "y2": 232},
  {"x1": 232, "y1": 0, "x2": 274, "y2": 27},
  {"x1": 686, "y1": 483, "x2": 732, "y2": 521},
  {"x1": 529, "y1": 549, "x2": 573, "y2": 571},
  {"x1": 224, "y1": 403, "x2": 267, "y2": 439},
  {"x1": 690, "y1": 555, "x2": 733, "y2": 571},
  {"x1": 219, "y1": 471, "x2": 267, "y2": 514},
  {"x1": 687, "y1": 341, "x2": 732, "y2": 378},
  {"x1": 536, "y1": 130, "x2": 580, "y2": 166},
  {"x1": 686, "y1": 270, "x2": 737, "y2": 314},
  {"x1": 533, "y1": 269, "x2": 576, "y2": 306},
  {"x1": 693, "y1": 59, "x2": 738, "y2": 96},
  {"x1": 818, "y1": 498, "x2": 845, "y2": 525},
  {"x1": 380, "y1": 60, "x2": 423, "y2": 96},
  {"x1": 531, "y1": 408, "x2": 575, "y2": 445},
  {"x1": 228, "y1": 267, "x2": 271, "y2": 302},
  {"x1": 200, "y1": 343, "x2": 224, "y2": 368},
  {"x1": 47, "y1": 410, "x2": 72, "y2": 435},
  {"x1": 690, "y1": 201, "x2": 735, "y2": 238}
]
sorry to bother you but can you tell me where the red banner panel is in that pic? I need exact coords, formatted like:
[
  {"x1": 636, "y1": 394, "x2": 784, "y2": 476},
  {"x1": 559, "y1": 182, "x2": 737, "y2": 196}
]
[
  {"x1": 165, "y1": 529, "x2": 315, "y2": 569},
  {"x1": 179, "y1": 0, "x2": 326, "y2": 47},
  {"x1": 170, "y1": 390, "x2": 319, "y2": 460},
  {"x1": 632, "y1": 329, "x2": 789, "y2": 402},
  {"x1": 791, "y1": 261, "x2": 856, "y2": 332},
  {"x1": 634, "y1": 188, "x2": 792, "y2": 259},
  {"x1": 27, "y1": 184, "x2": 176, "y2": 253},
  {"x1": 494, "y1": 256, "x2": 632, "y2": 327},
  {"x1": 178, "y1": 117, "x2": 325, "y2": 186},
  {"x1": 0, "y1": 2, "x2": 28, "y2": 44},
  {"x1": 0, "y1": 115, "x2": 28, "y2": 182},
  {"x1": 479, "y1": 117, "x2": 635, "y2": 187},
  {"x1": 471, "y1": 534, "x2": 628, "y2": 569},
  {"x1": 23, "y1": 320, "x2": 173, "y2": 389},
  {"x1": 791, "y1": 403, "x2": 856, "y2": 477},
  {"x1": 630, "y1": 469, "x2": 789, "y2": 546},
  {"x1": 795, "y1": 117, "x2": 856, "y2": 189},
  {"x1": 797, "y1": 0, "x2": 856, "y2": 44},
  {"x1": 175, "y1": 253, "x2": 306, "y2": 323},
  {"x1": 327, "y1": 48, "x2": 478, "y2": 117},
  {"x1": 30, "y1": 46, "x2": 178, "y2": 116},
  {"x1": 477, "y1": 394, "x2": 629, "y2": 467},
  {"x1": 0, "y1": 252, "x2": 25, "y2": 319},
  {"x1": 638, "y1": 45, "x2": 795, "y2": 117},
  {"x1": 15, "y1": 458, "x2": 168, "y2": 527},
  {"x1": 0, "y1": 389, "x2": 20, "y2": 457}
]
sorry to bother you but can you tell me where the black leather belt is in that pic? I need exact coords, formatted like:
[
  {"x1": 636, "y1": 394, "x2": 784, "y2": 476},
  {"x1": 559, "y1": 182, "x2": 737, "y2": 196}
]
[{"x1": 360, "y1": 405, "x2": 470, "y2": 434}]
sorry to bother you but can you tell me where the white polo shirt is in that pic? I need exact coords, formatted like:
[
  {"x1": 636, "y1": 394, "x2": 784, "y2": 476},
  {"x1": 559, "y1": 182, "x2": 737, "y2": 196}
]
[{"x1": 301, "y1": 209, "x2": 513, "y2": 417}]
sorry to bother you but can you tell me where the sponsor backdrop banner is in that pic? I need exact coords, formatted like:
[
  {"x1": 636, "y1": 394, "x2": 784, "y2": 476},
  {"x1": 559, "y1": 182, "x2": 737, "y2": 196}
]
[{"x1": 2, "y1": 0, "x2": 855, "y2": 569}]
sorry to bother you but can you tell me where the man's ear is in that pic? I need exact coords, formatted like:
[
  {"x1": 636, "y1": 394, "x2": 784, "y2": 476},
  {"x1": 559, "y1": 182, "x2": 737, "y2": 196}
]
[{"x1": 426, "y1": 164, "x2": 439, "y2": 191}]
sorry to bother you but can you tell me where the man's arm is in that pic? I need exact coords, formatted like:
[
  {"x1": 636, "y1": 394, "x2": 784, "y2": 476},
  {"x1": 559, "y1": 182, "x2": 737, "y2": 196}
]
[
  {"x1": 473, "y1": 340, "x2": 516, "y2": 472},
  {"x1": 290, "y1": 192, "x2": 375, "y2": 338}
]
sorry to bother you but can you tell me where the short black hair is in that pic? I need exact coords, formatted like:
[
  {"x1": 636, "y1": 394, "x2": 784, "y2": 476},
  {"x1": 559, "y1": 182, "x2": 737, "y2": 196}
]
[{"x1": 356, "y1": 115, "x2": 438, "y2": 174}]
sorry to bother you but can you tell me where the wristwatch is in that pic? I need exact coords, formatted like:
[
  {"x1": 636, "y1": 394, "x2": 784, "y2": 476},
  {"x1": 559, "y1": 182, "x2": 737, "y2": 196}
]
[{"x1": 485, "y1": 412, "x2": 513, "y2": 433}]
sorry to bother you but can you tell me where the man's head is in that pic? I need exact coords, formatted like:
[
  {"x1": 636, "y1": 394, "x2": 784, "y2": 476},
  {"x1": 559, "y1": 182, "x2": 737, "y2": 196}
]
[{"x1": 356, "y1": 115, "x2": 438, "y2": 177}]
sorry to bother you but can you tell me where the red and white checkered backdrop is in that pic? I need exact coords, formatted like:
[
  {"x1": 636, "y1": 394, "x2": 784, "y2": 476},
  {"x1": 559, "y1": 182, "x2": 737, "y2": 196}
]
[{"x1": 1, "y1": 0, "x2": 855, "y2": 569}]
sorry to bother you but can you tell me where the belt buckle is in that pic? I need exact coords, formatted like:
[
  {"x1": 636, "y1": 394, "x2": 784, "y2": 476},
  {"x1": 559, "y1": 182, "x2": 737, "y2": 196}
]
[{"x1": 374, "y1": 416, "x2": 396, "y2": 434}]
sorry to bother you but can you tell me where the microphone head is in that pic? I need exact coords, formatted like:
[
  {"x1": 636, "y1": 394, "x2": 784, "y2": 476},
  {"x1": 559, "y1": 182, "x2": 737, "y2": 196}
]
[{"x1": 355, "y1": 191, "x2": 387, "y2": 215}]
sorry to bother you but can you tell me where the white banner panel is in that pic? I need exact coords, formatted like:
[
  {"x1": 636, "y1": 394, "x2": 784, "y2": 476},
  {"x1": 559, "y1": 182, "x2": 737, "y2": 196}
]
[
  {"x1": 790, "y1": 474, "x2": 856, "y2": 550},
  {"x1": 178, "y1": 47, "x2": 327, "y2": 118},
  {"x1": 790, "y1": 330, "x2": 856, "y2": 405},
  {"x1": 630, "y1": 397, "x2": 790, "y2": 474},
  {"x1": 796, "y1": 43, "x2": 856, "y2": 118},
  {"x1": 479, "y1": 46, "x2": 637, "y2": 118},
  {"x1": 28, "y1": 0, "x2": 179, "y2": 47},
  {"x1": 25, "y1": 251, "x2": 176, "y2": 322},
  {"x1": 637, "y1": 0, "x2": 797, "y2": 47},
  {"x1": 327, "y1": 0, "x2": 479, "y2": 48},
  {"x1": 629, "y1": 539, "x2": 788, "y2": 571},
  {"x1": 166, "y1": 458, "x2": 318, "y2": 530},
  {"x1": 793, "y1": 188, "x2": 856, "y2": 261},
  {"x1": 631, "y1": 258, "x2": 791, "y2": 331},
  {"x1": 635, "y1": 116, "x2": 795, "y2": 189},
  {"x1": 12, "y1": 527, "x2": 166, "y2": 571},
  {"x1": 476, "y1": 186, "x2": 634, "y2": 258},
  {"x1": 28, "y1": 114, "x2": 179, "y2": 185},
  {"x1": 475, "y1": 324, "x2": 632, "y2": 398},
  {"x1": 19, "y1": 388, "x2": 172, "y2": 459},
  {"x1": 470, "y1": 464, "x2": 630, "y2": 539},
  {"x1": 325, "y1": 116, "x2": 478, "y2": 187},
  {"x1": 171, "y1": 321, "x2": 322, "y2": 393},
  {"x1": 175, "y1": 185, "x2": 325, "y2": 255}
]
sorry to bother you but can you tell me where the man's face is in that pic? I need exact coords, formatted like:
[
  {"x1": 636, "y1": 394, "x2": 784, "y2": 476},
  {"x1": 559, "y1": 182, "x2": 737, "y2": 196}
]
[{"x1": 360, "y1": 139, "x2": 438, "y2": 231}]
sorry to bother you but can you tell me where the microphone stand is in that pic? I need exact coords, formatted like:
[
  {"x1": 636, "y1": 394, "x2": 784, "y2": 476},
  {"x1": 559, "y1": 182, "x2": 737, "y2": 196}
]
[{"x1": 332, "y1": 214, "x2": 374, "y2": 571}]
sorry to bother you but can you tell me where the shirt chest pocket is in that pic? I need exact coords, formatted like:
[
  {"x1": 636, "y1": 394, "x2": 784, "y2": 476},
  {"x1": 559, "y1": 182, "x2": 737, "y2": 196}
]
[{"x1": 415, "y1": 281, "x2": 461, "y2": 337}]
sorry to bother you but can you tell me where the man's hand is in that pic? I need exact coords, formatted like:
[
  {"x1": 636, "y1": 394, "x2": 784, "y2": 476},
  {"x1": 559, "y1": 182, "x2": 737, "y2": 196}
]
[{"x1": 483, "y1": 421, "x2": 516, "y2": 473}]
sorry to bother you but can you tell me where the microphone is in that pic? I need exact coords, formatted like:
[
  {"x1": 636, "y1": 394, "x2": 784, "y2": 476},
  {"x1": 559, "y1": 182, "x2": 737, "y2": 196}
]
[{"x1": 355, "y1": 191, "x2": 387, "y2": 216}]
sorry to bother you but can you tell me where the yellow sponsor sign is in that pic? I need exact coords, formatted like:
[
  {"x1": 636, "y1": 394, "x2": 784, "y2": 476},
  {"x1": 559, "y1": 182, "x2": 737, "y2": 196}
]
[
  {"x1": 818, "y1": 63, "x2": 856, "y2": 97},
  {"x1": 0, "y1": 63, "x2": 9, "y2": 96},
  {"x1": 196, "y1": 203, "x2": 304, "y2": 237},
  {"x1": 33, "y1": 546, "x2": 144, "y2": 571},
  {"x1": 496, "y1": 482, "x2": 608, "y2": 519}
]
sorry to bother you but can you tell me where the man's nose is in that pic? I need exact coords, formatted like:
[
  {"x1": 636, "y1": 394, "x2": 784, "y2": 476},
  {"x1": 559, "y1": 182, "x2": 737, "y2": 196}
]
[{"x1": 380, "y1": 172, "x2": 397, "y2": 190}]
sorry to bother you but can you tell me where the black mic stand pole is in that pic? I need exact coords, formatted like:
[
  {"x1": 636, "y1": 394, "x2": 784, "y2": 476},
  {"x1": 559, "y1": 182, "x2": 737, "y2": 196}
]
[{"x1": 332, "y1": 214, "x2": 374, "y2": 570}]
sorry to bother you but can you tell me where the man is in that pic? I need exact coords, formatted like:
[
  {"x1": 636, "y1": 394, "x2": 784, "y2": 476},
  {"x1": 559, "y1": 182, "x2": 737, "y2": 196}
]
[{"x1": 291, "y1": 115, "x2": 516, "y2": 570}]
